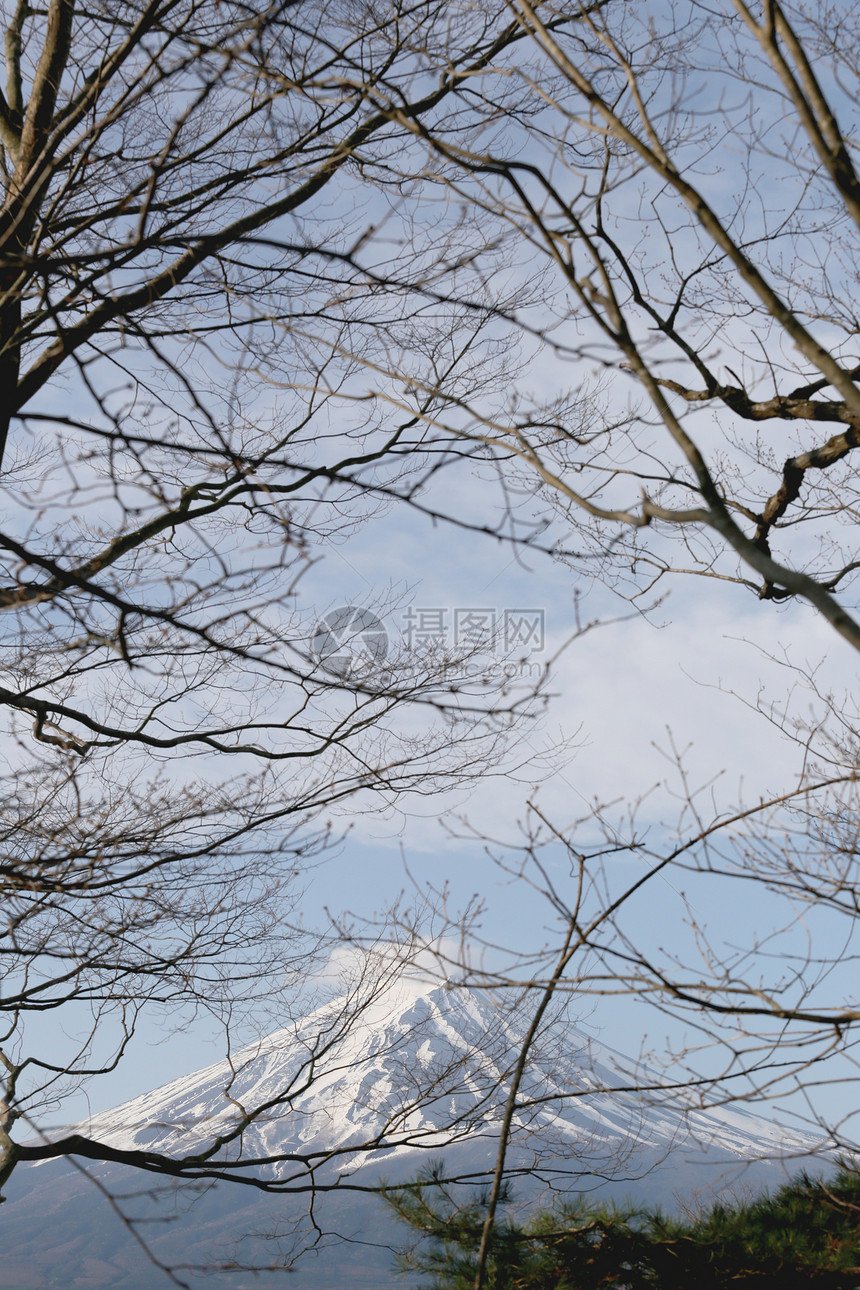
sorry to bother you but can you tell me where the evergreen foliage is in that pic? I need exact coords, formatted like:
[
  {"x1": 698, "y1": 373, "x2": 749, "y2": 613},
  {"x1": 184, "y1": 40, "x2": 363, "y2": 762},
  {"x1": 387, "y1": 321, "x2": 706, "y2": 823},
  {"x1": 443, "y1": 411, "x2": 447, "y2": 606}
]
[{"x1": 387, "y1": 1163, "x2": 860, "y2": 1288}]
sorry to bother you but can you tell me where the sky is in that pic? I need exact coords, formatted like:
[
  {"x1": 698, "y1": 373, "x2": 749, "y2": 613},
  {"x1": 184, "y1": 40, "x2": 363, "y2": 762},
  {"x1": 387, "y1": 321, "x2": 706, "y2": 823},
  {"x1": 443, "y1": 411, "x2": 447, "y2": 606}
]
[
  {"x1": 11, "y1": 0, "x2": 860, "y2": 1164},
  {"x1": 299, "y1": 491, "x2": 860, "y2": 1142},
  {"x1": 43, "y1": 439, "x2": 860, "y2": 1145}
]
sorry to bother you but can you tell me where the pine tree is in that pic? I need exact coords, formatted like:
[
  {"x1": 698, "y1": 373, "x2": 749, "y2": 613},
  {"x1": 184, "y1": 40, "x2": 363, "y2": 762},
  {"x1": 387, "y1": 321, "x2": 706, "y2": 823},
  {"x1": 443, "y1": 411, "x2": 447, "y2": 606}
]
[{"x1": 387, "y1": 1163, "x2": 860, "y2": 1289}]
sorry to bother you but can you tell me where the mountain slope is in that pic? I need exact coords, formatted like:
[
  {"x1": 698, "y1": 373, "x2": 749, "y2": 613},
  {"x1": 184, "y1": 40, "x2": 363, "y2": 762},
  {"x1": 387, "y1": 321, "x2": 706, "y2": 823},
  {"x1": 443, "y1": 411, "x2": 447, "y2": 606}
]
[
  {"x1": 72, "y1": 976, "x2": 815, "y2": 1169},
  {"x1": 2, "y1": 977, "x2": 825, "y2": 1289}
]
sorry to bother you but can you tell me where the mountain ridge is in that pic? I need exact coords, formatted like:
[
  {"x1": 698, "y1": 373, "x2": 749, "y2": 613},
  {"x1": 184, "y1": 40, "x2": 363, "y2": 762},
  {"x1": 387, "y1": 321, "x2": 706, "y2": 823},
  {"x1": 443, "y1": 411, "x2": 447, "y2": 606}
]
[
  {"x1": 67, "y1": 974, "x2": 819, "y2": 1170},
  {"x1": 5, "y1": 975, "x2": 827, "y2": 1289}
]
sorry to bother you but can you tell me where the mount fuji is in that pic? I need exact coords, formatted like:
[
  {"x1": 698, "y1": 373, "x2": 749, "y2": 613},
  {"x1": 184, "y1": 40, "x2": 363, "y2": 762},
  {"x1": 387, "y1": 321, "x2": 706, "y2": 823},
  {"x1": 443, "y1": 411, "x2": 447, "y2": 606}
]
[{"x1": 2, "y1": 976, "x2": 824, "y2": 1289}]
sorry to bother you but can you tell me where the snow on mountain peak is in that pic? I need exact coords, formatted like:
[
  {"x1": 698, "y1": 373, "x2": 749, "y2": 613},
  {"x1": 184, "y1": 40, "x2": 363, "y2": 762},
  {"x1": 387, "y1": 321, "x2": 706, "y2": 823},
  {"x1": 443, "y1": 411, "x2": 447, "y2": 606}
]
[{"x1": 69, "y1": 974, "x2": 821, "y2": 1180}]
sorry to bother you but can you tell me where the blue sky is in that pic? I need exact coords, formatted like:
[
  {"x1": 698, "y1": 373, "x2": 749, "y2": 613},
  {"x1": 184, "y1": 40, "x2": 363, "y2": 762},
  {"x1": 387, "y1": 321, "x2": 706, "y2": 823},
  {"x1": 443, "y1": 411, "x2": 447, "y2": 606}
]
[
  {"x1": 11, "y1": 0, "x2": 860, "y2": 1165},
  {"x1": 41, "y1": 439, "x2": 860, "y2": 1152}
]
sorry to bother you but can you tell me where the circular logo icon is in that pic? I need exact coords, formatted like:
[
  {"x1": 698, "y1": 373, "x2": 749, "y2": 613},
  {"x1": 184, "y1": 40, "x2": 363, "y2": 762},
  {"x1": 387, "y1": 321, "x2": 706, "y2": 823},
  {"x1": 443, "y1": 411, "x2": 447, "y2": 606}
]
[{"x1": 311, "y1": 606, "x2": 388, "y2": 679}]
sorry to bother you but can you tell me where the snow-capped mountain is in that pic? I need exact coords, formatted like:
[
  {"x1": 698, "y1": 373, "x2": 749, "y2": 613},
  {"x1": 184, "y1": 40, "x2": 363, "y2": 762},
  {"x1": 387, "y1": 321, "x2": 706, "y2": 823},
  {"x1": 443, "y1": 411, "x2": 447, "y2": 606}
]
[
  {"x1": 72, "y1": 974, "x2": 817, "y2": 1176},
  {"x1": 2, "y1": 976, "x2": 825, "y2": 1289}
]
